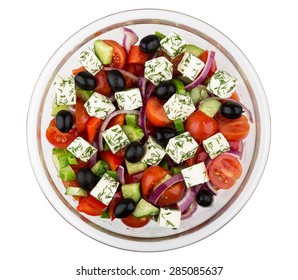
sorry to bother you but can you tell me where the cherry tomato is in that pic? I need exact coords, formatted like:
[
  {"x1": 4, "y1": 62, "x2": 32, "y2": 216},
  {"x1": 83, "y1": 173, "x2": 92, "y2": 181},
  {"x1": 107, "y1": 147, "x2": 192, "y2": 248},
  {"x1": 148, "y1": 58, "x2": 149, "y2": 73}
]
[
  {"x1": 75, "y1": 99, "x2": 90, "y2": 134},
  {"x1": 128, "y1": 46, "x2": 150, "y2": 64},
  {"x1": 146, "y1": 97, "x2": 173, "y2": 127},
  {"x1": 77, "y1": 195, "x2": 106, "y2": 216},
  {"x1": 217, "y1": 114, "x2": 250, "y2": 141},
  {"x1": 108, "y1": 191, "x2": 123, "y2": 221},
  {"x1": 94, "y1": 70, "x2": 110, "y2": 96},
  {"x1": 46, "y1": 119, "x2": 78, "y2": 148},
  {"x1": 208, "y1": 154, "x2": 242, "y2": 189},
  {"x1": 185, "y1": 111, "x2": 218, "y2": 143},
  {"x1": 157, "y1": 182, "x2": 185, "y2": 205},
  {"x1": 121, "y1": 215, "x2": 151, "y2": 228},
  {"x1": 103, "y1": 40, "x2": 126, "y2": 69}
]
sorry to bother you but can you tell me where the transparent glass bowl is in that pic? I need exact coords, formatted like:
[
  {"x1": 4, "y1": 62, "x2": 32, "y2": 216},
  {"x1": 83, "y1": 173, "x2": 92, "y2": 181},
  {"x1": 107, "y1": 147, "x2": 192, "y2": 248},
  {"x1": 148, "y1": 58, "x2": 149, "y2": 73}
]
[{"x1": 27, "y1": 9, "x2": 270, "y2": 251}]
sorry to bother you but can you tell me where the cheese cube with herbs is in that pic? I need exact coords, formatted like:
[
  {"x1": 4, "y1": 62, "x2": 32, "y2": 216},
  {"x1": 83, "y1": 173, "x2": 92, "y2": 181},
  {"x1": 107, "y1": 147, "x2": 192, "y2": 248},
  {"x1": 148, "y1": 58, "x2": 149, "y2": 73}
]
[
  {"x1": 115, "y1": 88, "x2": 143, "y2": 110},
  {"x1": 177, "y1": 52, "x2": 205, "y2": 81},
  {"x1": 160, "y1": 32, "x2": 186, "y2": 58},
  {"x1": 67, "y1": 137, "x2": 97, "y2": 162},
  {"x1": 163, "y1": 93, "x2": 196, "y2": 121},
  {"x1": 181, "y1": 162, "x2": 210, "y2": 188},
  {"x1": 202, "y1": 132, "x2": 230, "y2": 159},
  {"x1": 79, "y1": 47, "x2": 103, "y2": 75},
  {"x1": 165, "y1": 132, "x2": 199, "y2": 164},
  {"x1": 102, "y1": 124, "x2": 130, "y2": 153},
  {"x1": 144, "y1": 57, "x2": 173, "y2": 85},
  {"x1": 84, "y1": 92, "x2": 116, "y2": 120},
  {"x1": 207, "y1": 69, "x2": 238, "y2": 98},
  {"x1": 54, "y1": 75, "x2": 76, "y2": 105},
  {"x1": 158, "y1": 208, "x2": 181, "y2": 229},
  {"x1": 141, "y1": 136, "x2": 166, "y2": 166},
  {"x1": 90, "y1": 173, "x2": 119, "y2": 205}
]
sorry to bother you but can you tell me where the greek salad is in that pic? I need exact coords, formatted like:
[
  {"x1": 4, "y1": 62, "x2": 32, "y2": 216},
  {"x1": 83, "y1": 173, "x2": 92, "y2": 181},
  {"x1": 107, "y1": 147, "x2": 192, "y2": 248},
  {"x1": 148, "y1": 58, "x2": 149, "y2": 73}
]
[{"x1": 46, "y1": 28, "x2": 251, "y2": 229}]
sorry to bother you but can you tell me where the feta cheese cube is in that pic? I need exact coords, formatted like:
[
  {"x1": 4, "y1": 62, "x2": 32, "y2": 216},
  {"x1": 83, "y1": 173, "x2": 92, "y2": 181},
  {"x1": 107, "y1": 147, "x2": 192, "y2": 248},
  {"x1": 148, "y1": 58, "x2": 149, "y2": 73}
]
[
  {"x1": 177, "y1": 52, "x2": 205, "y2": 81},
  {"x1": 160, "y1": 32, "x2": 186, "y2": 58},
  {"x1": 165, "y1": 132, "x2": 198, "y2": 164},
  {"x1": 144, "y1": 57, "x2": 173, "y2": 85},
  {"x1": 202, "y1": 132, "x2": 230, "y2": 159},
  {"x1": 207, "y1": 69, "x2": 238, "y2": 98},
  {"x1": 79, "y1": 47, "x2": 103, "y2": 75},
  {"x1": 181, "y1": 162, "x2": 210, "y2": 188},
  {"x1": 141, "y1": 136, "x2": 166, "y2": 166},
  {"x1": 54, "y1": 75, "x2": 76, "y2": 105},
  {"x1": 115, "y1": 88, "x2": 143, "y2": 110},
  {"x1": 102, "y1": 124, "x2": 130, "y2": 153},
  {"x1": 90, "y1": 173, "x2": 119, "y2": 205},
  {"x1": 163, "y1": 94, "x2": 196, "y2": 121},
  {"x1": 67, "y1": 137, "x2": 97, "y2": 162},
  {"x1": 158, "y1": 208, "x2": 181, "y2": 229},
  {"x1": 84, "y1": 92, "x2": 116, "y2": 120}
]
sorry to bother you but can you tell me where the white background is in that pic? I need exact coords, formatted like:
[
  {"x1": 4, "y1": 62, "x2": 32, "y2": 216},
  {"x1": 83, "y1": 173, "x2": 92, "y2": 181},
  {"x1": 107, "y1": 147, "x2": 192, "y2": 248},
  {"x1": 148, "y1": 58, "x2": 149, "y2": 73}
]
[{"x1": 1, "y1": 0, "x2": 297, "y2": 279}]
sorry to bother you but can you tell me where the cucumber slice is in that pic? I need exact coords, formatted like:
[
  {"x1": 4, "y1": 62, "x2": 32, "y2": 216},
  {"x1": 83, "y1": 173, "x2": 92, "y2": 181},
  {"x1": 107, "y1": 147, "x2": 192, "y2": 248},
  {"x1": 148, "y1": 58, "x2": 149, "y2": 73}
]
[
  {"x1": 51, "y1": 99, "x2": 69, "y2": 117},
  {"x1": 122, "y1": 125, "x2": 144, "y2": 142},
  {"x1": 106, "y1": 170, "x2": 118, "y2": 181},
  {"x1": 174, "y1": 119, "x2": 185, "y2": 134},
  {"x1": 133, "y1": 198, "x2": 159, "y2": 218},
  {"x1": 199, "y1": 99, "x2": 221, "y2": 117},
  {"x1": 122, "y1": 183, "x2": 141, "y2": 202},
  {"x1": 65, "y1": 187, "x2": 88, "y2": 197},
  {"x1": 59, "y1": 165, "x2": 76, "y2": 181},
  {"x1": 65, "y1": 150, "x2": 78, "y2": 165},
  {"x1": 185, "y1": 44, "x2": 204, "y2": 57},
  {"x1": 125, "y1": 114, "x2": 138, "y2": 127},
  {"x1": 190, "y1": 85, "x2": 209, "y2": 105},
  {"x1": 91, "y1": 160, "x2": 109, "y2": 179},
  {"x1": 125, "y1": 160, "x2": 147, "y2": 175},
  {"x1": 155, "y1": 31, "x2": 166, "y2": 40},
  {"x1": 52, "y1": 153, "x2": 69, "y2": 171},
  {"x1": 94, "y1": 40, "x2": 113, "y2": 65},
  {"x1": 75, "y1": 86, "x2": 93, "y2": 102},
  {"x1": 171, "y1": 79, "x2": 186, "y2": 95}
]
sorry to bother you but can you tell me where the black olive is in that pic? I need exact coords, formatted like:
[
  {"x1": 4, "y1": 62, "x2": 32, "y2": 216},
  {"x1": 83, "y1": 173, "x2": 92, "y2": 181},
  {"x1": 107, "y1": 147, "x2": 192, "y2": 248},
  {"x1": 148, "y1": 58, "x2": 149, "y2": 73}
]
[
  {"x1": 114, "y1": 198, "x2": 136, "y2": 218},
  {"x1": 75, "y1": 71, "x2": 96, "y2": 90},
  {"x1": 125, "y1": 142, "x2": 145, "y2": 163},
  {"x1": 55, "y1": 110, "x2": 73, "y2": 133},
  {"x1": 107, "y1": 70, "x2": 126, "y2": 92},
  {"x1": 155, "y1": 127, "x2": 177, "y2": 147},
  {"x1": 77, "y1": 167, "x2": 97, "y2": 191},
  {"x1": 196, "y1": 189, "x2": 214, "y2": 207},
  {"x1": 140, "y1": 34, "x2": 160, "y2": 53},
  {"x1": 154, "y1": 81, "x2": 176, "y2": 100},
  {"x1": 220, "y1": 101, "x2": 243, "y2": 119}
]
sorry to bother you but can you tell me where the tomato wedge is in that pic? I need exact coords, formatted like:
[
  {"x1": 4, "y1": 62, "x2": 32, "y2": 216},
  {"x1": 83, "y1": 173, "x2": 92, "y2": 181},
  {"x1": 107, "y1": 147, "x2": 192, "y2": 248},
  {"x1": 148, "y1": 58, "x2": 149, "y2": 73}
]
[
  {"x1": 128, "y1": 46, "x2": 150, "y2": 64},
  {"x1": 77, "y1": 195, "x2": 106, "y2": 216},
  {"x1": 75, "y1": 99, "x2": 90, "y2": 134},
  {"x1": 146, "y1": 97, "x2": 173, "y2": 127},
  {"x1": 94, "y1": 70, "x2": 110, "y2": 96},
  {"x1": 122, "y1": 215, "x2": 151, "y2": 228},
  {"x1": 108, "y1": 191, "x2": 123, "y2": 221},
  {"x1": 103, "y1": 40, "x2": 126, "y2": 69}
]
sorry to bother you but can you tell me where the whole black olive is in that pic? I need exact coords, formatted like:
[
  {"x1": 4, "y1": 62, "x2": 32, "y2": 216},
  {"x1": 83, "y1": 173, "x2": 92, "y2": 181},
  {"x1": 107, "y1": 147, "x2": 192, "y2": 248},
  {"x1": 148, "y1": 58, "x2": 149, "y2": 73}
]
[
  {"x1": 154, "y1": 81, "x2": 176, "y2": 99},
  {"x1": 220, "y1": 101, "x2": 243, "y2": 119},
  {"x1": 125, "y1": 142, "x2": 145, "y2": 163},
  {"x1": 140, "y1": 34, "x2": 160, "y2": 53},
  {"x1": 107, "y1": 70, "x2": 126, "y2": 92},
  {"x1": 114, "y1": 198, "x2": 136, "y2": 218},
  {"x1": 77, "y1": 167, "x2": 97, "y2": 191},
  {"x1": 155, "y1": 127, "x2": 177, "y2": 147},
  {"x1": 75, "y1": 71, "x2": 96, "y2": 90},
  {"x1": 55, "y1": 110, "x2": 73, "y2": 133},
  {"x1": 196, "y1": 189, "x2": 214, "y2": 207}
]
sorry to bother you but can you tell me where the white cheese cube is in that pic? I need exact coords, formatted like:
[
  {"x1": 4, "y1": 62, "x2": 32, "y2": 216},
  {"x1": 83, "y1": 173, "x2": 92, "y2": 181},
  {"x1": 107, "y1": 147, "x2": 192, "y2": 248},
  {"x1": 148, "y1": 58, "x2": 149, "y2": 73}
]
[
  {"x1": 165, "y1": 132, "x2": 199, "y2": 164},
  {"x1": 160, "y1": 32, "x2": 186, "y2": 58},
  {"x1": 181, "y1": 162, "x2": 210, "y2": 188},
  {"x1": 141, "y1": 136, "x2": 166, "y2": 166},
  {"x1": 67, "y1": 137, "x2": 97, "y2": 162},
  {"x1": 102, "y1": 124, "x2": 130, "y2": 154},
  {"x1": 177, "y1": 52, "x2": 205, "y2": 81},
  {"x1": 163, "y1": 94, "x2": 196, "y2": 121},
  {"x1": 115, "y1": 88, "x2": 143, "y2": 110},
  {"x1": 207, "y1": 69, "x2": 238, "y2": 98},
  {"x1": 79, "y1": 47, "x2": 103, "y2": 75},
  {"x1": 54, "y1": 75, "x2": 76, "y2": 105},
  {"x1": 90, "y1": 173, "x2": 119, "y2": 206},
  {"x1": 144, "y1": 57, "x2": 173, "y2": 85},
  {"x1": 84, "y1": 92, "x2": 116, "y2": 120},
  {"x1": 202, "y1": 132, "x2": 230, "y2": 159},
  {"x1": 158, "y1": 208, "x2": 181, "y2": 229}
]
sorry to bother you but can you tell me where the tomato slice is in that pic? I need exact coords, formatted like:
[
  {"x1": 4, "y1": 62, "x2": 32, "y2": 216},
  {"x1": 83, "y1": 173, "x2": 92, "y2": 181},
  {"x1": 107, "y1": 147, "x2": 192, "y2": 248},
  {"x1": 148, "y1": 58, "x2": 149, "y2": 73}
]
[
  {"x1": 123, "y1": 63, "x2": 137, "y2": 88},
  {"x1": 77, "y1": 195, "x2": 106, "y2": 216},
  {"x1": 86, "y1": 117, "x2": 103, "y2": 143},
  {"x1": 121, "y1": 215, "x2": 151, "y2": 228},
  {"x1": 46, "y1": 119, "x2": 78, "y2": 148},
  {"x1": 108, "y1": 191, "x2": 123, "y2": 221},
  {"x1": 128, "y1": 46, "x2": 150, "y2": 64},
  {"x1": 94, "y1": 70, "x2": 111, "y2": 96},
  {"x1": 103, "y1": 40, "x2": 126, "y2": 69},
  {"x1": 208, "y1": 154, "x2": 242, "y2": 189},
  {"x1": 146, "y1": 97, "x2": 173, "y2": 127},
  {"x1": 75, "y1": 99, "x2": 90, "y2": 134},
  {"x1": 100, "y1": 151, "x2": 124, "y2": 171}
]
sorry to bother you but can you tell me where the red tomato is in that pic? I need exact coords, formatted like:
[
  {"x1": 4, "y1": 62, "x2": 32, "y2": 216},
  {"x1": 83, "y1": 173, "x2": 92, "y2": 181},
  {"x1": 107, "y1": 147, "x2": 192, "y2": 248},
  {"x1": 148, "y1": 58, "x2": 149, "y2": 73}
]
[
  {"x1": 46, "y1": 119, "x2": 78, "y2": 148},
  {"x1": 229, "y1": 92, "x2": 240, "y2": 101},
  {"x1": 94, "y1": 70, "x2": 110, "y2": 96},
  {"x1": 107, "y1": 113, "x2": 126, "y2": 129},
  {"x1": 75, "y1": 99, "x2": 90, "y2": 134},
  {"x1": 123, "y1": 63, "x2": 137, "y2": 88},
  {"x1": 134, "y1": 64, "x2": 144, "y2": 76},
  {"x1": 62, "y1": 179, "x2": 80, "y2": 188},
  {"x1": 217, "y1": 114, "x2": 250, "y2": 141},
  {"x1": 108, "y1": 192, "x2": 123, "y2": 221},
  {"x1": 72, "y1": 66, "x2": 86, "y2": 76},
  {"x1": 185, "y1": 111, "x2": 218, "y2": 143},
  {"x1": 145, "y1": 97, "x2": 173, "y2": 127},
  {"x1": 103, "y1": 40, "x2": 126, "y2": 69},
  {"x1": 128, "y1": 46, "x2": 150, "y2": 64},
  {"x1": 77, "y1": 195, "x2": 107, "y2": 216},
  {"x1": 70, "y1": 159, "x2": 88, "y2": 172},
  {"x1": 86, "y1": 117, "x2": 103, "y2": 143},
  {"x1": 208, "y1": 154, "x2": 242, "y2": 189},
  {"x1": 157, "y1": 182, "x2": 185, "y2": 205},
  {"x1": 100, "y1": 150, "x2": 124, "y2": 171},
  {"x1": 196, "y1": 146, "x2": 209, "y2": 164},
  {"x1": 122, "y1": 215, "x2": 151, "y2": 228},
  {"x1": 199, "y1": 50, "x2": 217, "y2": 79},
  {"x1": 124, "y1": 171, "x2": 144, "y2": 184}
]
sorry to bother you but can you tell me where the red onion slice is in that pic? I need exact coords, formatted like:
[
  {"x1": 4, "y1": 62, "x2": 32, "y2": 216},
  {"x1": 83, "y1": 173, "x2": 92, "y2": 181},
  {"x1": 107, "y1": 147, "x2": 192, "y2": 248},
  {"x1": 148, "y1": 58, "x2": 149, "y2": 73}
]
[
  {"x1": 117, "y1": 165, "x2": 125, "y2": 185},
  {"x1": 104, "y1": 67, "x2": 138, "y2": 82},
  {"x1": 205, "y1": 181, "x2": 218, "y2": 195},
  {"x1": 138, "y1": 77, "x2": 146, "y2": 97},
  {"x1": 122, "y1": 27, "x2": 138, "y2": 53},
  {"x1": 181, "y1": 200, "x2": 198, "y2": 220},
  {"x1": 177, "y1": 187, "x2": 196, "y2": 212}
]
